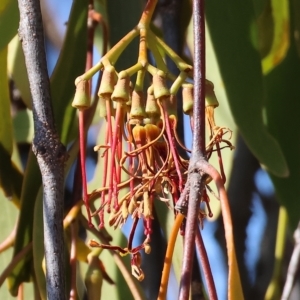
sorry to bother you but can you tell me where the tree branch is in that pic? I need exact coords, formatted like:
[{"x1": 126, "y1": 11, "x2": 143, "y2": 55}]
[
  {"x1": 17, "y1": 1, "x2": 67, "y2": 299},
  {"x1": 178, "y1": 0, "x2": 206, "y2": 299}
]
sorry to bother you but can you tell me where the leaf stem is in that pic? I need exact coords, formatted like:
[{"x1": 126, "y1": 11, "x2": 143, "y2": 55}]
[
  {"x1": 79, "y1": 110, "x2": 93, "y2": 226},
  {"x1": 195, "y1": 228, "x2": 218, "y2": 300},
  {"x1": 157, "y1": 213, "x2": 184, "y2": 300},
  {"x1": 196, "y1": 160, "x2": 244, "y2": 299},
  {"x1": 152, "y1": 33, "x2": 193, "y2": 74}
]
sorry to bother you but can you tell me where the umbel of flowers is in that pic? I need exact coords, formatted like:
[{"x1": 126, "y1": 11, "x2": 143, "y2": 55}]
[{"x1": 72, "y1": 0, "x2": 233, "y2": 281}]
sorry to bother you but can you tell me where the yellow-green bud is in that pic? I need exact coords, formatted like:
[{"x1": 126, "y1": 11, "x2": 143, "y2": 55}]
[
  {"x1": 98, "y1": 65, "x2": 117, "y2": 97},
  {"x1": 145, "y1": 86, "x2": 160, "y2": 118},
  {"x1": 182, "y1": 84, "x2": 193, "y2": 115},
  {"x1": 152, "y1": 71, "x2": 170, "y2": 99},
  {"x1": 111, "y1": 73, "x2": 130, "y2": 102},
  {"x1": 72, "y1": 80, "x2": 91, "y2": 110},
  {"x1": 130, "y1": 90, "x2": 146, "y2": 119},
  {"x1": 205, "y1": 79, "x2": 219, "y2": 107}
]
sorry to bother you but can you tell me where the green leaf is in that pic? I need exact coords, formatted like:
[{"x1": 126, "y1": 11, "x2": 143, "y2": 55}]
[
  {"x1": 0, "y1": 47, "x2": 12, "y2": 154},
  {"x1": 13, "y1": 109, "x2": 34, "y2": 143},
  {"x1": 206, "y1": 0, "x2": 289, "y2": 178},
  {"x1": 261, "y1": 0, "x2": 290, "y2": 74},
  {"x1": 0, "y1": 190, "x2": 33, "y2": 300},
  {"x1": 106, "y1": 0, "x2": 143, "y2": 72},
  {"x1": 50, "y1": 0, "x2": 88, "y2": 144},
  {"x1": 0, "y1": 47, "x2": 14, "y2": 197},
  {"x1": 0, "y1": 0, "x2": 19, "y2": 52},
  {"x1": 265, "y1": 34, "x2": 300, "y2": 229},
  {"x1": 32, "y1": 187, "x2": 46, "y2": 300},
  {"x1": 7, "y1": 151, "x2": 40, "y2": 296},
  {"x1": 7, "y1": 36, "x2": 32, "y2": 109}
]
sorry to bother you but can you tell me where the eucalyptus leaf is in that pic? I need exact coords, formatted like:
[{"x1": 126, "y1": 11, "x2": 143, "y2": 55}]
[
  {"x1": 206, "y1": 0, "x2": 289, "y2": 178},
  {"x1": 265, "y1": 33, "x2": 300, "y2": 229},
  {"x1": 13, "y1": 109, "x2": 34, "y2": 144},
  {"x1": 50, "y1": 0, "x2": 87, "y2": 144},
  {"x1": 106, "y1": 0, "x2": 143, "y2": 72},
  {"x1": 0, "y1": 190, "x2": 33, "y2": 299},
  {"x1": 0, "y1": 0, "x2": 19, "y2": 52},
  {"x1": 0, "y1": 47, "x2": 14, "y2": 197},
  {"x1": 261, "y1": 0, "x2": 290, "y2": 74},
  {"x1": 7, "y1": 36, "x2": 32, "y2": 109},
  {"x1": 7, "y1": 150, "x2": 40, "y2": 296}
]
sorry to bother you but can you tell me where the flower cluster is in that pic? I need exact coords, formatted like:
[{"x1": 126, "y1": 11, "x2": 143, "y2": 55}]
[{"x1": 72, "y1": 9, "x2": 233, "y2": 281}]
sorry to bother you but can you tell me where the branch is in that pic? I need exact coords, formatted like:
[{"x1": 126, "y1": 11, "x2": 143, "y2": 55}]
[
  {"x1": 17, "y1": 1, "x2": 67, "y2": 299},
  {"x1": 178, "y1": 0, "x2": 206, "y2": 298},
  {"x1": 195, "y1": 228, "x2": 218, "y2": 300},
  {"x1": 281, "y1": 221, "x2": 300, "y2": 300}
]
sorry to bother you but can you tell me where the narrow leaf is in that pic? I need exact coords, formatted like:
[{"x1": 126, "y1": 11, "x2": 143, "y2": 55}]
[
  {"x1": 0, "y1": 0, "x2": 19, "y2": 51},
  {"x1": 206, "y1": 0, "x2": 289, "y2": 177},
  {"x1": 0, "y1": 47, "x2": 14, "y2": 197},
  {"x1": 50, "y1": 0, "x2": 88, "y2": 144},
  {"x1": 265, "y1": 30, "x2": 300, "y2": 229},
  {"x1": 262, "y1": 0, "x2": 290, "y2": 74}
]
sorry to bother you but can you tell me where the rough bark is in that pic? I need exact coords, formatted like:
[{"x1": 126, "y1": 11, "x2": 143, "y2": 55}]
[{"x1": 17, "y1": 0, "x2": 67, "y2": 299}]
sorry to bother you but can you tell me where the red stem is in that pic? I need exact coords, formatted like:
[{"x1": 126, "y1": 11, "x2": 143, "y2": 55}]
[
  {"x1": 128, "y1": 217, "x2": 139, "y2": 251},
  {"x1": 79, "y1": 110, "x2": 93, "y2": 226},
  {"x1": 162, "y1": 101, "x2": 184, "y2": 191},
  {"x1": 108, "y1": 103, "x2": 123, "y2": 211},
  {"x1": 195, "y1": 228, "x2": 218, "y2": 300}
]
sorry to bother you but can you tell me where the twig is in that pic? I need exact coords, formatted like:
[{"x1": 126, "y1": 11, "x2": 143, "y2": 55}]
[
  {"x1": 178, "y1": 0, "x2": 206, "y2": 298},
  {"x1": 17, "y1": 0, "x2": 67, "y2": 299},
  {"x1": 195, "y1": 228, "x2": 218, "y2": 300},
  {"x1": 195, "y1": 160, "x2": 244, "y2": 299},
  {"x1": 281, "y1": 221, "x2": 300, "y2": 300}
]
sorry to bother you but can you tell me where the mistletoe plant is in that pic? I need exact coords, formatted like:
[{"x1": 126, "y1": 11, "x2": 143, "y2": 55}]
[{"x1": 71, "y1": 0, "x2": 243, "y2": 299}]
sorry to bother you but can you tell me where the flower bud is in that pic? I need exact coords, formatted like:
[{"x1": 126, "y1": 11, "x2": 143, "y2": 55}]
[
  {"x1": 130, "y1": 90, "x2": 146, "y2": 119},
  {"x1": 98, "y1": 65, "x2": 117, "y2": 97},
  {"x1": 72, "y1": 80, "x2": 91, "y2": 110},
  {"x1": 152, "y1": 71, "x2": 170, "y2": 99},
  {"x1": 205, "y1": 80, "x2": 219, "y2": 107},
  {"x1": 182, "y1": 84, "x2": 193, "y2": 115},
  {"x1": 145, "y1": 86, "x2": 160, "y2": 119},
  {"x1": 111, "y1": 72, "x2": 130, "y2": 102}
]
